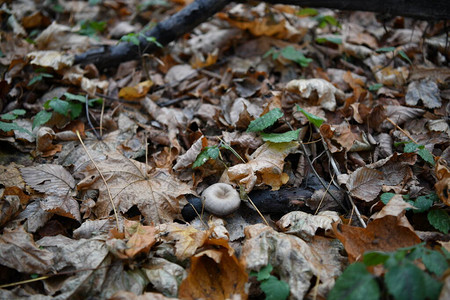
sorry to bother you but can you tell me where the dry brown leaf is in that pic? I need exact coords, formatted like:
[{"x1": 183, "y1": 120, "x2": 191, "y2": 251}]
[
  {"x1": 118, "y1": 80, "x2": 153, "y2": 100},
  {"x1": 435, "y1": 158, "x2": 450, "y2": 205},
  {"x1": 77, "y1": 151, "x2": 191, "y2": 224},
  {"x1": 156, "y1": 223, "x2": 209, "y2": 261},
  {"x1": 346, "y1": 167, "x2": 384, "y2": 202},
  {"x1": 285, "y1": 78, "x2": 345, "y2": 111},
  {"x1": 173, "y1": 136, "x2": 207, "y2": 171},
  {"x1": 143, "y1": 257, "x2": 187, "y2": 297},
  {"x1": 277, "y1": 210, "x2": 341, "y2": 241},
  {"x1": 406, "y1": 79, "x2": 442, "y2": 109},
  {"x1": 110, "y1": 291, "x2": 174, "y2": 300},
  {"x1": 226, "y1": 141, "x2": 298, "y2": 191},
  {"x1": 40, "y1": 194, "x2": 81, "y2": 222},
  {"x1": 178, "y1": 238, "x2": 248, "y2": 300},
  {"x1": 333, "y1": 215, "x2": 421, "y2": 262},
  {"x1": 124, "y1": 221, "x2": 156, "y2": 258},
  {"x1": 0, "y1": 163, "x2": 26, "y2": 188},
  {"x1": 0, "y1": 226, "x2": 54, "y2": 274},
  {"x1": 242, "y1": 224, "x2": 344, "y2": 299}
]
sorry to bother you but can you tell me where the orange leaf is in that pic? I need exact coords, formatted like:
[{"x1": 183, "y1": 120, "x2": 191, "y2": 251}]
[
  {"x1": 333, "y1": 215, "x2": 420, "y2": 262},
  {"x1": 179, "y1": 238, "x2": 248, "y2": 300},
  {"x1": 125, "y1": 223, "x2": 156, "y2": 258},
  {"x1": 435, "y1": 158, "x2": 450, "y2": 206},
  {"x1": 118, "y1": 80, "x2": 153, "y2": 100}
]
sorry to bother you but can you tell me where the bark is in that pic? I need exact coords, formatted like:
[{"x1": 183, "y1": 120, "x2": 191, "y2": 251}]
[{"x1": 75, "y1": 0, "x2": 449, "y2": 69}]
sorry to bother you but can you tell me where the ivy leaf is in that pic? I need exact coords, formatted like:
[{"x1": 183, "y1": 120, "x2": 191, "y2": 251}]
[
  {"x1": 380, "y1": 192, "x2": 395, "y2": 205},
  {"x1": 32, "y1": 110, "x2": 53, "y2": 129},
  {"x1": 192, "y1": 146, "x2": 220, "y2": 168},
  {"x1": 260, "y1": 275, "x2": 289, "y2": 300},
  {"x1": 260, "y1": 129, "x2": 300, "y2": 143},
  {"x1": 363, "y1": 251, "x2": 391, "y2": 266},
  {"x1": 417, "y1": 147, "x2": 434, "y2": 166},
  {"x1": 421, "y1": 249, "x2": 448, "y2": 276},
  {"x1": 328, "y1": 262, "x2": 380, "y2": 300},
  {"x1": 427, "y1": 209, "x2": 450, "y2": 234},
  {"x1": 385, "y1": 262, "x2": 427, "y2": 300},
  {"x1": 247, "y1": 108, "x2": 283, "y2": 132},
  {"x1": 296, "y1": 105, "x2": 324, "y2": 127},
  {"x1": 48, "y1": 98, "x2": 70, "y2": 116}
]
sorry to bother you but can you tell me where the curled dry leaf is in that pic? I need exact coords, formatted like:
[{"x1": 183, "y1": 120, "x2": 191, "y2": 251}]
[
  {"x1": 173, "y1": 136, "x2": 207, "y2": 171},
  {"x1": 226, "y1": 141, "x2": 298, "y2": 191},
  {"x1": 277, "y1": 210, "x2": 341, "y2": 241},
  {"x1": 242, "y1": 224, "x2": 345, "y2": 299},
  {"x1": 333, "y1": 215, "x2": 421, "y2": 262},
  {"x1": 435, "y1": 158, "x2": 450, "y2": 206},
  {"x1": 285, "y1": 78, "x2": 345, "y2": 111},
  {"x1": 178, "y1": 238, "x2": 248, "y2": 300},
  {"x1": 143, "y1": 257, "x2": 187, "y2": 298}
]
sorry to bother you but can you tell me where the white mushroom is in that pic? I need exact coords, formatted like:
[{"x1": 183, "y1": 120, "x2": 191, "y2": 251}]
[{"x1": 202, "y1": 183, "x2": 240, "y2": 216}]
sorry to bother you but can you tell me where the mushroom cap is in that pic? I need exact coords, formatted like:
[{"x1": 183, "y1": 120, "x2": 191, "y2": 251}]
[{"x1": 202, "y1": 183, "x2": 240, "y2": 216}]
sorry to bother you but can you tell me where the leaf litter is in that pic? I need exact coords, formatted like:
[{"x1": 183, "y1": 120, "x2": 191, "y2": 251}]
[{"x1": 0, "y1": 1, "x2": 449, "y2": 299}]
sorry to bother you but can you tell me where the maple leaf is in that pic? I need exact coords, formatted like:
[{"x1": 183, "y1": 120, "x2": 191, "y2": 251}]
[{"x1": 77, "y1": 151, "x2": 192, "y2": 224}]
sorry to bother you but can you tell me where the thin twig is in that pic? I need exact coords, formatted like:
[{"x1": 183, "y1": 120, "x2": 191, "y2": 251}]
[
  {"x1": 85, "y1": 95, "x2": 101, "y2": 140},
  {"x1": 246, "y1": 194, "x2": 270, "y2": 226},
  {"x1": 386, "y1": 117, "x2": 419, "y2": 144},
  {"x1": 76, "y1": 130, "x2": 120, "y2": 230}
]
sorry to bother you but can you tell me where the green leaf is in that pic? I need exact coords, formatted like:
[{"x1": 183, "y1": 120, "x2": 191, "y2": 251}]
[
  {"x1": 260, "y1": 129, "x2": 300, "y2": 143},
  {"x1": 247, "y1": 108, "x2": 283, "y2": 132},
  {"x1": 315, "y1": 36, "x2": 342, "y2": 45},
  {"x1": 28, "y1": 73, "x2": 53, "y2": 86},
  {"x1": 363, "y1": 251, "x2": 391, "y2": 266},
  {"x1": 296, "y1": 8, "x2": 318, "y2": 16},
  {"x1": 403, "y1": 142, "x2": 418, "y2": 153},
  {"x1": 398, "y1": 50, "x2": 412, "y2": 64},
  {"x1": 368, "y1": 83, "x2": 383, "y2": 91},
  {"x1": 280, "y1": 46, "x2": 312, "y2": 67},
  {"x1": 423, "y1": 271, "x2": 443, "y2": 300},
  {"x1": 380, "y1": 192, "x2": 395, "y2": 205},
  {"x1": 32, "y1": 110, "x2": 52, "y2": 129},
  {"x1": 263, "y1": 48, "x2": 277, "y2": 59},
  {"x1": 64, "y1": 92, "x2": 87, "y2": 103},
  {"x1": 385, "y1": 262, "x2": 426, "y2": 300},
  {"x1": 1, "y1": 113, "x2": 18, "y2": 121},
  {"x1": 417, "y1": 147, "x2": 435, "y2": 166},
  {"x1": 260, "y1": 275, "x2": 290, "y2": 300},
  {"x1": 411, "y1": 194, "x2": 436, "y2": 213},
  {"x1": 296, "y1": 105, "x2": 324, "y2": 127},
  {"x1": 328, "y1": 262, "x2": 380, "y2": 300},
  {"x1": 68, "y1": 102, "x2": 83, "y2": 119},
  {"x1": 376, "y1": 47, "x2": 396, "y2": 53},
  {"x1": 428, "y1": 209, "x2": 450, "y2": 234},
  {"x1": 422, "y1": 249, "x2": 448, "y2": 276},
  {"x1": 251, "y1": 264, "x2": 273, "y2": 281},
  {"x1": 0, "y1": 121, "x2": 32, "y2": 135},
  {"x1": 120, "y1": 33, "x2": 141, "y2": 46},
  {"x1": 144, "y1": 36, "x2": 163, "y2": 48},
  {"x1": 49, "y1": 98, "x2": 70, "y2": 116},
  {"x1": 192, "y1": 146, "x2": 220, "y2": 168}
]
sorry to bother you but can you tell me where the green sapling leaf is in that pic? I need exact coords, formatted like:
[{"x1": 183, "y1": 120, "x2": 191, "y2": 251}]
[{"x1": 247, "y1": 108, "x2": 283, "y2": 132}]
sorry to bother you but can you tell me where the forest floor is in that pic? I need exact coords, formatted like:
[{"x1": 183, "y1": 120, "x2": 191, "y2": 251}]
[{"x1": 0, "y1": 1, "x2": 449, "y2": 299}]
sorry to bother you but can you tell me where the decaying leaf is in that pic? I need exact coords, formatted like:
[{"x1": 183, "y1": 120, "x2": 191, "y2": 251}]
[
  {"x1": 346, "y1": 167, "x2": 384, "y2": 202},
  {"x1": 0, "y1": 226, "x2": 54, "y2": 274},
  {"x1": 77, "y1": 151, "x2": 191, "y2": 224},
  {"x1": 173, "y1": 136, "x2": 207, "y2": 171},
  {"x1": 226, "y1": 141, "x2": 298, "y2": 191},
  {"x1": 406, "y1": 79, "x2": 441, "y2": 109},
  {"x1": 242, "y1": 224, "x2": 345, "y2": 299},
  {"x1": 277, "y1": 210, "x2": 341, "y2": 241},
  {"x1": 333, "y1": 215, "x2": 421, "y2": 262},
  {"x1": 435, "y1": 158, "x2": 450, "y2": 206},
  {"x1": 143, "y1": 257, "x2": 187, "y2": 298},
  {"x1": 285, "y1": 78, "x2": 345, "y2": 111},
  {"x1": 179, "y1": 238, "x2": 248, "y2": 300}
]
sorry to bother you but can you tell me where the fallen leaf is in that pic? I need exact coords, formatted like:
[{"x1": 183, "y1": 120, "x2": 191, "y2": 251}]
[
  {"x1": 346, "y1": 167, "x2": 384, "y2": 202},
  {"x1": 333, "y1": 215, "x2": 421, "y2": 262},
  {"x1": 286, "y1": 78, "x2": 345, "y2": 111},
  {"x1": 179, "y1": 238, "x2": 248, "y2": 300},
  {"x1": 143, "y1": 257, "x2": 187, "y2": 297},
  {"x1": 406, "y1": 79, "x2": 441, "y2": 108},
  {"x1": 118, "y1": 80, "x2": 153, "y2": 100},
  {"x1": 435, "y1": 158, "x2": 450, "y2": 206},
  {"x1": 0, "y1": 226, "x2": 54, "y2": 274}
]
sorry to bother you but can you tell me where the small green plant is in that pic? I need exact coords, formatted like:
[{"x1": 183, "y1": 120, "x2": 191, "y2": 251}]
[
  {"x1": 329, "y1": 243, "x2": 448, "y2": 300},
  {"x1": 381, "y1": 192, "x2": 449, "y2": 234},
  {"x1": 28, "y1": 69, "x2": 54, "y2": 86},
  {"x1": 264, "y1": 46, "x2": 313, "y2": 67},
  {"x1": 33, "y1": 93, "x2": 102, "y2": 129},
  {"x1": 296, "y1": 8, "x2": 341, "y2": 29},
  {"x1": 315, "y1": 35, "x2": 342, "y2": 45},
  {"x1": 376, "y1": 47, "x2": 412, "y2": 65},
  {"x1": 250, "y1": 264, "x2": 290, "y2": 300},
  {"x1": 119, "y1": 32, "x2": 163, "y2": 48},
  {"x1": 0, "y1": 109, "x2": 32, "y2": 135},
  {"x1": 77, "y1": 20, "x2": 107, "y2": 38},
  {"x1": 368, "y1": 83, "x2": 383, "y2": 91},
  {"x1": 395, "y1": 141, "x2": 435, "y2": 166},
  {"x1": 246, "y1": 108, "x2": 301, "y2": 143},
  {"x1": 296, "y1": 105, "x2": 325, "y2": 128}
]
